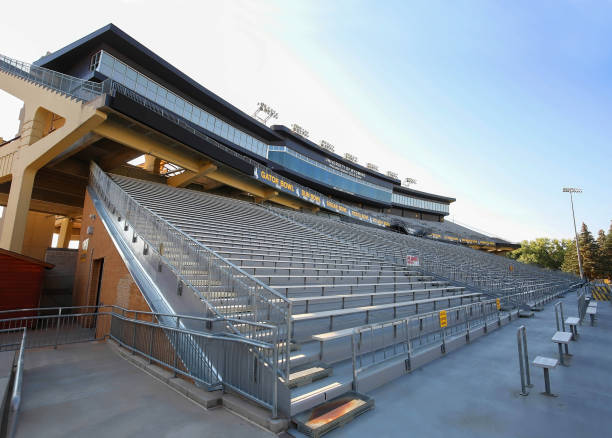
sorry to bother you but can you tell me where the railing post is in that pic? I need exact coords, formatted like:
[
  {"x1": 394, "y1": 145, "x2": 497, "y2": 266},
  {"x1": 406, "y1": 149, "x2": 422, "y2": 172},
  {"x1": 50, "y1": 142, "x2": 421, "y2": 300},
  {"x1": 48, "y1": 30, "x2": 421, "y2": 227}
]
[
  {"x1": 148, "y1": 324, "x2": 154, "y2": 364},
  {"x1": 517, "y1": 326, "x2": 528, "y2": 396},
  {"x1": 272, "y1": 327, "x2": 279, "y2": 419},
  {"x1": 132, "y1": 313, "x2": 138, "y2": 355},
  {"x1": 54, "y1": 308, "x2": 62, "y2": 349},
  {"x1": 521, "y1": 326, "x2": 531, "y2": 387},
  {"x1": 351, "y1": 331, "x2": 358, "y2": 392},
  {"x1": 172, "y1": 316, "x2": 180, "y2": 373}
]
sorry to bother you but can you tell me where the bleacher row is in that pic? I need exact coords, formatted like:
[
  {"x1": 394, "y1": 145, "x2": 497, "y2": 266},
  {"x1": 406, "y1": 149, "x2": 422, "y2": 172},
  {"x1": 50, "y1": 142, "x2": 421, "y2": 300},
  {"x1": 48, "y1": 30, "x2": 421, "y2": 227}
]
[
  {"x1": 110, "y1": 174, "x2": 577, "y2": 414},
  {"x1": 273, "y1": 207, "x2": 574, "y2": 297}
]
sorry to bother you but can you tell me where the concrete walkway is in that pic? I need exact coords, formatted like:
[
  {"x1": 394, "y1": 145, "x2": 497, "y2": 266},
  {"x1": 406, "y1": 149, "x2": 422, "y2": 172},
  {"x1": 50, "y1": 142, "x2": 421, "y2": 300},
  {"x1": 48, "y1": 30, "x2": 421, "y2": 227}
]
[
  {"x1": 291, "y1": 293, "x2": 612, "y2": 437},
  {"x1": 15, "y1": 341, "x2": 274, "y2": 438}
]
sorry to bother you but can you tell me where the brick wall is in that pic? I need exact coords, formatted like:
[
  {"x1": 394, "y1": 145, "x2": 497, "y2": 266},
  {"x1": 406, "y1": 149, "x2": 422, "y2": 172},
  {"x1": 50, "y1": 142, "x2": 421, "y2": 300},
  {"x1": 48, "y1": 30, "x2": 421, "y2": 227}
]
[{"x1": 73, "y1": 191, "x2": 151, "y2": 315}]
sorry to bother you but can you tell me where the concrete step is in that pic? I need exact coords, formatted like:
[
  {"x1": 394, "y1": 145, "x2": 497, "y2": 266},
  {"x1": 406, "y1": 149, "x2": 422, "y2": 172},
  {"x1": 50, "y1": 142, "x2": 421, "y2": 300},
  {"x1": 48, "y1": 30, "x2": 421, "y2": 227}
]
[
  {"x1": 292, "y1": 391, "x2": 374, "y2": 436},
  {"x1": 287, "y1": 363, "x2": 333, "y2": 389}
]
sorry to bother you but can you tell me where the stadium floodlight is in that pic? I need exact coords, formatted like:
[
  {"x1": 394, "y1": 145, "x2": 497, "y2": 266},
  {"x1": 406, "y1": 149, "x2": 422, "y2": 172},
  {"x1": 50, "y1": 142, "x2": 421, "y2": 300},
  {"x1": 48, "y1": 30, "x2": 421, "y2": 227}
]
[
  {"x1": 386, "y1": 171, "x2": 398, "y2": 179},
  {"x1": 344, "y1": 153, "x2": 358, "y2": 163},
  {"x1": 366, "y1": 163, "x2": 379, "y2": 171},
  {"x1": 403, "y1": 177, "x2": 417, "y2": 187},
  {"x1": 291, "y1": 123, "x2": 309, "y2": 138},
  {"x1": 562, "y1": 187, "x2": 584, "y2": 280},
  {"x1": 253, "y1": 102, "x2": 278, "y2": 124},
  {"x1": 320, "y1": 140, "x2": 335, "y2": 153}
]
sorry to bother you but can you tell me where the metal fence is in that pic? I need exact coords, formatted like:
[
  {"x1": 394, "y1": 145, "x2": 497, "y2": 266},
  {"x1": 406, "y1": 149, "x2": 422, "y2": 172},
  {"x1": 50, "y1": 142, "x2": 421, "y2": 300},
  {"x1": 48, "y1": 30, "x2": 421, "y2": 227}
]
[
  {"x1": 0, "y1": 53, "x2": 103, "y2": 102},
  {"x1": 89, "y1": 162, "x2": 292, "y2": 381},
  {"x1": 350, "y1": 286, "x2": 571, "y2": 385},
  {"x1": 0, "y1": 305, "x2": 281, "y2": 417}
]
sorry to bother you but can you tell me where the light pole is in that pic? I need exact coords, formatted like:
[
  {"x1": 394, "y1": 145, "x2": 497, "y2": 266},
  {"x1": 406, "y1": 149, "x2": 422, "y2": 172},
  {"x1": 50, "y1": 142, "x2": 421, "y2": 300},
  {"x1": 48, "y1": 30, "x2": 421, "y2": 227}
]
[{"x1": 562, "y1": 187, "x2": 584, "y2": 280}]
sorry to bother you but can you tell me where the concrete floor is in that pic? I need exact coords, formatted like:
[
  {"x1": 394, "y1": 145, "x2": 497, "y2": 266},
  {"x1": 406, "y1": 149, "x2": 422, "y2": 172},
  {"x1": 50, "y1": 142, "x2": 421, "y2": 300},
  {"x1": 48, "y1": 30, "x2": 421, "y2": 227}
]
[
  {"x1": 291, "y1": 294, "x2": 612, "y2": 438},
  {"x1": 14, "y1": 342, "x2": 274, "y2": 438}
]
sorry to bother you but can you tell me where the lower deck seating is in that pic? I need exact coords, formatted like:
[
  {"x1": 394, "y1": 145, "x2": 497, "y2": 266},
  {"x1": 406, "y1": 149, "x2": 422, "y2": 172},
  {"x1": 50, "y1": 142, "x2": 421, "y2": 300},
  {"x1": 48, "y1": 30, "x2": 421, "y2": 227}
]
[{"x1": 109, "y1": 174, "x2": 576, "y2": 416}]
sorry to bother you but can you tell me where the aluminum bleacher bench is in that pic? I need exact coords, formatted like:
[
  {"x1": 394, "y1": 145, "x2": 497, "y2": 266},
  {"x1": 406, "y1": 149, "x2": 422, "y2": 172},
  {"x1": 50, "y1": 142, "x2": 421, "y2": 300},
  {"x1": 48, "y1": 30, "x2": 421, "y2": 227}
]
[{"x1": 533, "y1": 356, "x2": 559, "y2": 396}]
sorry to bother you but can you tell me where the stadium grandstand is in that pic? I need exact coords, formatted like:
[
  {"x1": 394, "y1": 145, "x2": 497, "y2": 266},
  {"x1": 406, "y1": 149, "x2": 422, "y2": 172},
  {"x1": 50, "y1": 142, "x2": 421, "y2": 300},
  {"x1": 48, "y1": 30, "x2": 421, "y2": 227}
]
[{"x1": 0, "y1": 24, "x2": 606, "y2": 437}]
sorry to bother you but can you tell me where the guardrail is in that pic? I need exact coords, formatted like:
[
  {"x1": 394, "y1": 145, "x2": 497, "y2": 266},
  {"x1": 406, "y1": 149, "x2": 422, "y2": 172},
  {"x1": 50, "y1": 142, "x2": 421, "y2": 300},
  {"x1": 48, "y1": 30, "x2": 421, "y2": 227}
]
[
  {"x1": 350, "y1": 285, "x2": 571, "y2": 387},
  {"x1": 0, "y1": 305, "x2": 281, "y2": 417},
  {"x1": 0, "y1": 53, "x2": 103, "y2": 102},
  {"x1": 89, "y1": 162, "x2": 292, "y2": 382},
  {"x1": 0, "y1": 328, "x2": 26, "y2": 438}
]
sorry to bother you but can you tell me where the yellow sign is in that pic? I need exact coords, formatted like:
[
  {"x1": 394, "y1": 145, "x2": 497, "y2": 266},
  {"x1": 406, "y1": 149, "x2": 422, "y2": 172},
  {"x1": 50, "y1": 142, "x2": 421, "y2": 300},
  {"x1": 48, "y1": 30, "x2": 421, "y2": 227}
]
[
  {"x1": 439, "y1": 310, "x2": 448, "y2": 328},
  {"x1": 496, "y1": 298, "x2": 501, "y2": 310}
]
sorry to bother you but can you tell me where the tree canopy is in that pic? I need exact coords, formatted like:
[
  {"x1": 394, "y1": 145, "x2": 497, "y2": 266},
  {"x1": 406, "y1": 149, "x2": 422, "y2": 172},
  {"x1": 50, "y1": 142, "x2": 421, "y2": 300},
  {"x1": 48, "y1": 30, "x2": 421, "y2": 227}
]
[{"x1": 510, "y1": 220, "x2": 612, "y2": 280}]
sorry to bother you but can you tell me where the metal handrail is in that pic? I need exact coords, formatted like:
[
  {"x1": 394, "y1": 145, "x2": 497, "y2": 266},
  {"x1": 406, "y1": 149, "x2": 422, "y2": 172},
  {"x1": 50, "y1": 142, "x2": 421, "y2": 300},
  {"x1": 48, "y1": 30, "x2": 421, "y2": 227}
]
[
  {"x1": 351, "y1": 283, "x2": 573, "y2": 379},
  {"x1": 2, "y1": 327, "x2": 26, "y2": 438},
  {"x1": 0, "y1": 304, "x2": 277, "y2": 333},
  {"x1": 0, "y1": 307, "x2": 280, "y2": 417},
  {"x1": 0, "y1": 53, "x2": 103, "y2": 102},
  {"x1": 89, "y1": 163, "x2": 292, "y2": 379}
]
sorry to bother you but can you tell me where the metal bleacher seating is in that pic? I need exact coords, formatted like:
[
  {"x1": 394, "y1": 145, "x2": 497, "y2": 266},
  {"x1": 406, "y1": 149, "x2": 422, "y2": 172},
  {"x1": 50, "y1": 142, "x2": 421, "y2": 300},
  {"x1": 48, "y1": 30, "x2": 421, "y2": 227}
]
[
  {"x1": 107, "y1": 174, "x2": 576, "y2": 416},
  {"x1": 111, "y1": 175, "x2": 485, "y2": 410},
  {"x1": 271, "y1": 207, "x2": 575, "y2": 301}
]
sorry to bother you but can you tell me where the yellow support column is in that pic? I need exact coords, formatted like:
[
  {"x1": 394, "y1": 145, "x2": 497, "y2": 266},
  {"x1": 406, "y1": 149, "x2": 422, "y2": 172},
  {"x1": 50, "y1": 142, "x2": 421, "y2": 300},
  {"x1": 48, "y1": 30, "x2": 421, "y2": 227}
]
[
  {"x1": 0, "y1": 166, "x2": 37, "y2": 253},
  {"x1": 144, "y1": 155, "x2": 162, "y2": 174},
  {"x1": 57, "y1": 217, "x2": 73, "y2": 248}
]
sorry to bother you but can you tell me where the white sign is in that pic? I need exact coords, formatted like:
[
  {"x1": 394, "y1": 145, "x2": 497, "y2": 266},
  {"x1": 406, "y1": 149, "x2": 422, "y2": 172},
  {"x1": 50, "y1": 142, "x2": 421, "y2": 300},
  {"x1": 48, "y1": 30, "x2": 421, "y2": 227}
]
[{"x1": 406, "y1": 255, "x2": 420, "y2": 267}]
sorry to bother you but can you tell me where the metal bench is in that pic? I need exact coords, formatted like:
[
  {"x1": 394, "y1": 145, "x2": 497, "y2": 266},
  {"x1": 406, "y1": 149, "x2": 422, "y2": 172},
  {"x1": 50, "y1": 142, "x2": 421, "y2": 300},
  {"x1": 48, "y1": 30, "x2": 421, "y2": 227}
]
[
  {"x1": 586, "y1": 306, "x2": 597, "y2": 326},
  {"x1": 564, "y1": 317, "x2": 580, "y2": 339},
  {"x1": 533, "y1": 356, "x2": 559, "y2": 396},
  {"x1": 551, "y1": 331, "x2": 572, "y2": 365}
]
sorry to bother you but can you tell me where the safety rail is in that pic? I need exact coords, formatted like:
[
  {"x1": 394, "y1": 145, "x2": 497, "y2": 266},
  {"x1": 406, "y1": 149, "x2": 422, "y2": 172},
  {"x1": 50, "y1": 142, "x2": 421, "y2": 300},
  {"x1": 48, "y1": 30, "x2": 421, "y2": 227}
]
[
  {"x1": 0, "y1": 328, "x2": 26, "y2": 438},
  {"x1": 340, "y1": 221, "x2": 578, "y2": 297},
  {"x1": 0, "y1": 305, "x2": 281, "y2": 417},
  {"x1": 350, "y1": 285, "x2": 571, "y2": 385},
  {"x1": 89, "y1": 162, "x2": 292, "y2": 381},
  {"x1": 0, "y1": 53, "x2": 103, "y2": 102}
]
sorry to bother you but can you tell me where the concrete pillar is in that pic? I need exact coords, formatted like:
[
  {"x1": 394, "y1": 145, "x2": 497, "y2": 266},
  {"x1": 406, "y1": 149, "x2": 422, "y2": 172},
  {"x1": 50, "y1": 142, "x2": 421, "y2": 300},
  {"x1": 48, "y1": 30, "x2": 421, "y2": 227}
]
[
  {"x1": 143, "y1": 155, "x2": 162, "y2": 174},
  {"x1": 57, "y1": 217, "x2": 73, "y2": 248},
  {"x1": 20, "y1": 106, "x2": 46, "y2": 146},
  {"x1": 0, "y1": 166, "x2": 36, "y2": 253},
  {"x1": 22, "y1": 211, "x2": 55, "y2": 260}
]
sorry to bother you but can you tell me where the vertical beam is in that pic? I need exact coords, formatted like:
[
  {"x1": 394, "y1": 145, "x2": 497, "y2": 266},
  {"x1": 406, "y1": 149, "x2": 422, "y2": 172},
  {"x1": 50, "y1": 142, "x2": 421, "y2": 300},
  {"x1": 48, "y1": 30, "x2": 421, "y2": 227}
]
[
  {"x1": 144, "y1": 155, "x2": 162, "y2": 174},
  {"x1": 57, "y1": 217, "x2": 73, "y2": 248},
  {"x1": 0, "y1": 167, "x2": 36, "y2": 253}
]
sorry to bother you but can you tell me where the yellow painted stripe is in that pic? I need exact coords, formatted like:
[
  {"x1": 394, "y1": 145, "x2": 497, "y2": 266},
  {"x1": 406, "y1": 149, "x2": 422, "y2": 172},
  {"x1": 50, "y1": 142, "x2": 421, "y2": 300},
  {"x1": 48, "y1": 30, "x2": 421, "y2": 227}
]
[{"x1": 594, "y1": 291, "x2": 605, "y2": 301}]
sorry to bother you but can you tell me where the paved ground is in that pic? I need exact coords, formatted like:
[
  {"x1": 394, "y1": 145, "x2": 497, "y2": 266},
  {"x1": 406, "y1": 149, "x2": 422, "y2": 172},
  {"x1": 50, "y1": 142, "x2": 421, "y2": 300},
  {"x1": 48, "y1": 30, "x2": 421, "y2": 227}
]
[
  {"x1": 15, "y1": 341, "x2": 274, "y2": 438},
  {"x1": 291, "y1": 293, "x2": 612, "y2": 438}
]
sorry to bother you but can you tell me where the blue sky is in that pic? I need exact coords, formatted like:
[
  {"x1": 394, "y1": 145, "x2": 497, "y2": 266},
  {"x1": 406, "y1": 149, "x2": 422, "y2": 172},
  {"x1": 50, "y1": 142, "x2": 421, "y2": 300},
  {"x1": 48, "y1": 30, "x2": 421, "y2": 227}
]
[{"x1": 0, "y1": 0, "x2": 610, "y2": 241}]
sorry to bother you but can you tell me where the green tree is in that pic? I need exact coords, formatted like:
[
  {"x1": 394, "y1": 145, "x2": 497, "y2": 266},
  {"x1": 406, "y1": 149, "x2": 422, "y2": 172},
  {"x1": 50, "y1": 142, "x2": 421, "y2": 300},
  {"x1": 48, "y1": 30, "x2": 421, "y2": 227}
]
[
  {"x1": 596, "y1": 228, "x2": 607, "y2": 278},
  {"x1": 508, "y1": 238, "x2": 569, "y2": 270},
  {"x1": 578, "y1": 223, "x2": 598, "y2": 280},
  {"x1": 599, "y1": 221, "x2": 612, "y2": 279},
  {"x1": 561, "y1": 238, "x2": 580, "y2": 275}
]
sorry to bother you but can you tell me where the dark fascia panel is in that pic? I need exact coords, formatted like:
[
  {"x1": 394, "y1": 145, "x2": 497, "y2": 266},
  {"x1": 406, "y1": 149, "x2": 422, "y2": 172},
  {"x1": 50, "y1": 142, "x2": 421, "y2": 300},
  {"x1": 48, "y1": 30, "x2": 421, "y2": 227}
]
[
  {"x1": 393, "y1": 185, "x2": 455, "y2": 203},
  {"x1": 34, "y1": 24, "x2": 282, "y2": 143},
  {"x1": 109, "y1": 91, "x2": 254, "y2": 176},
  {"x1": 268, "y1": 162, "x2": 391, "y2": 209},
  {"x1": 270, "y1": 124, "x2": 401, "y2": 185},
  {"x1": 390, "y1": 203, "x2": 449, "y2": 217}
]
